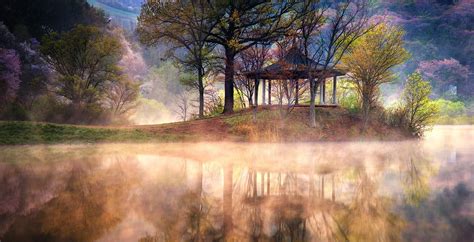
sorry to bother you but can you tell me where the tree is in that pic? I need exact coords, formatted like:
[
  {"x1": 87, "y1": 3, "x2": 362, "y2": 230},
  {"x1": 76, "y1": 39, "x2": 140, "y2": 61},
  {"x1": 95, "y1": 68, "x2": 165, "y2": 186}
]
[
  {"x1": 203, "y1": 0, "x2": 302, "y2": 114},
  {"x1": 175, "y1": 92, "x2": 191, "y2": 122},
  {"x1": 417, "y1": 58, "x2": 470, "y2": 99},
  {"x1": 40, "y1": 25, "x2": 123, "y2": 117},
  {"x1": 296, "y1": 0, "x2": 372, "y2": 127},
  {"x1": 234, "y1": 44, "x2": 271, "y2": 107},
  {"x1": 401, "y1": 73, "x2": 439, "y2": 137},
  {"x1": 138, "y1": 0, "x2": 216, "y2": 118},
  {"x1": 342, "y1": 23, "x2": 409, "y2": 128},
  {"x1": 104, "y1": 77, "x2": 139, "y2": 118},
  {"x1": 0, "y1": 22, "x2": 51, "y2": 116},
  {"x1": 0, "y1": 48, "x2": 21, "y2": 110}
]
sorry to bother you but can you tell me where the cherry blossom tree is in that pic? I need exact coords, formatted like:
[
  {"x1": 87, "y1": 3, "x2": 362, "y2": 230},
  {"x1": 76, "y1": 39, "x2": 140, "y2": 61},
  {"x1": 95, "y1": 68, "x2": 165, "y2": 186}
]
[{"x1": 0, "y1": 48, "x2": 21, "y2": 109}]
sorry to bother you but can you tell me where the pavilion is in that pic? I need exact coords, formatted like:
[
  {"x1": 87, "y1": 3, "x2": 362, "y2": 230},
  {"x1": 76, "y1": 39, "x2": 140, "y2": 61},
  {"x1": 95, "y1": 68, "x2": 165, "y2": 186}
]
[{"x1": 244, "y1": 47, "x2": 346, "y2": 107}]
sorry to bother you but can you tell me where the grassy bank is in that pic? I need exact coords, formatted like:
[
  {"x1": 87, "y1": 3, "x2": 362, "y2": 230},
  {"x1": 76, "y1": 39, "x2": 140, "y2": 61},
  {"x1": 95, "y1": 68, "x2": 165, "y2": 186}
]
[
  {"x1": 0, "y1": 107, "x2": 411, "y2": 145},
  {"x1": 0, "y1": 121, "x2": 188, "y2": 145}
]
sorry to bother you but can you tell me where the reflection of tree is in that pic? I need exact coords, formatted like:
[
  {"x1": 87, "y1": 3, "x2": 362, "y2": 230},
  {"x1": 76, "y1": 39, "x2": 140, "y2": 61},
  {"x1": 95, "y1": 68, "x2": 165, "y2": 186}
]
[
  {"x1": 333, "y1": 169, "x2": 404, "y2": 242},
  {"x1": 138, "y1": 160, "x2": 222, "y2": 242},
  {"x1": 399, "y1": 147, "x2": 436, "y2": 206},
  {"x1": 271, "y1": 198, "x2": 307, "y2": 242}
]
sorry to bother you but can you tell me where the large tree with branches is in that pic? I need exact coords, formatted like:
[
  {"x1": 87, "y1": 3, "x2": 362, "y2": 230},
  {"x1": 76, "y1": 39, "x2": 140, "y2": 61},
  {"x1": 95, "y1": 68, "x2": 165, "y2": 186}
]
[
  {"x1": 234, "y1": 44, "x2": 271, "y2": 107},
  {"x1": 204, "y1": 0, "x2": 303, "y2": 114},
  {"x1": 296, "y1": 0, "x2": 372, "y2": 127},
  {"x1": 342, "y1": 23, "x2": 409, "y2": 129}
]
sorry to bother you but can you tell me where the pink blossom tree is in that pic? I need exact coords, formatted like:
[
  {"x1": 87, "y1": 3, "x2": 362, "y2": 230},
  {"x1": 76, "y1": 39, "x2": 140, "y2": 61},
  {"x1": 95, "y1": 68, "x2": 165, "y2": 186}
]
[
  {"x1": 417, "y1": 58, "x2": 470, "y2": 98},
  {"x1": 0, "y1": 48, "x2": 21, "y2": 108}
]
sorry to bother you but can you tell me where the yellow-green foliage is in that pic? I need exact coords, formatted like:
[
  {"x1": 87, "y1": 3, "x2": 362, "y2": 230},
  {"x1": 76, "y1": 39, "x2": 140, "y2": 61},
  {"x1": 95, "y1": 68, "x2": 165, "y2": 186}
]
[
  {"x1": 342, "y1": 23, "x2": 410, "y2": 121},
  {"x1": 337, "y1": 80, "x2": 360, "y2": 113},
  {"x1": 402, "y1": 73, "x2": 439, "y2": 136},
  {"x1": 433, "y1": 99, "x2": 474, "y2": 124}
]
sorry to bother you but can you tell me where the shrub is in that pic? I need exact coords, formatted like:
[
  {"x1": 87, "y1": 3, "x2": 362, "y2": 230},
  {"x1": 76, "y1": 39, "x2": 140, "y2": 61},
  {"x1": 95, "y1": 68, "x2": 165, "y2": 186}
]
[{"x1": 337, "y1": 81, "x2": 360, "y2": 114}]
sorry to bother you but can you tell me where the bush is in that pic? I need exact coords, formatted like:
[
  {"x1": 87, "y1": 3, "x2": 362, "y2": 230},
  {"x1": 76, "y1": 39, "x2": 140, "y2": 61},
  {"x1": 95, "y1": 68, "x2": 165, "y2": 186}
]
[
  {"x1": 337, "y1": 81, "x2": 360, "y2": 114},
  {"x1": 386, "y1": 104, "x2": 408, "y2": 129}
]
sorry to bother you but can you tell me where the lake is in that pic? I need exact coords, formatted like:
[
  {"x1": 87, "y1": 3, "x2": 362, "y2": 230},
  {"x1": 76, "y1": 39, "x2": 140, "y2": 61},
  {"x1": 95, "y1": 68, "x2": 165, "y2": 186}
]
[{"x1": 0, "y1": 126, "x2": 472, "y2": 241}]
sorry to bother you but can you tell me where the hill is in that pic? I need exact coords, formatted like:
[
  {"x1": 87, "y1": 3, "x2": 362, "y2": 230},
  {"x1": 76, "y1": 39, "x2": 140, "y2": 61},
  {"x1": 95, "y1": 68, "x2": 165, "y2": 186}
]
[{"x1": 0, "y1": 107, "x2": 410, "y2": 145}]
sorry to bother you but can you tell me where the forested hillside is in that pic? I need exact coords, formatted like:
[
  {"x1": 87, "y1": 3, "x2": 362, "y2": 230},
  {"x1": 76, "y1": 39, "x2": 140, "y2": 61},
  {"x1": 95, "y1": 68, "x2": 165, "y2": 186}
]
[{"x1": 377, "y1": 0, "x2": 473, "y2": 101}]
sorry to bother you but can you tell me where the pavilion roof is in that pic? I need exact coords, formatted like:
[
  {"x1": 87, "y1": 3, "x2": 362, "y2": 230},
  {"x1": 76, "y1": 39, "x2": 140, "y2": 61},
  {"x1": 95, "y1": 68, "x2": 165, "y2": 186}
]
[{"x1": 244, "y1": 47, "x2": 345, "y2": 80}]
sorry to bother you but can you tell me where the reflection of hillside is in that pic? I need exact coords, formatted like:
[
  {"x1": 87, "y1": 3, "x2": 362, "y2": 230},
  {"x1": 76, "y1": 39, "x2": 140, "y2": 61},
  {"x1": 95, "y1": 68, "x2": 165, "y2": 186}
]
[
  {"x1": 0, "y1": 128, "x2": 472, "y2": 241},
  {"x1": 1, "y1": 154, "x2": 141, "y2": 241}
]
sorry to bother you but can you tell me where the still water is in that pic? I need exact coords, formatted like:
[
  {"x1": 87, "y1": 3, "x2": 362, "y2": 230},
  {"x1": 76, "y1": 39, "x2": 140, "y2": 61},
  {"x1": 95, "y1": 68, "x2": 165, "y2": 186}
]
[{"x1": 0, "y1": 126, "x2": 472, "y2": 242}]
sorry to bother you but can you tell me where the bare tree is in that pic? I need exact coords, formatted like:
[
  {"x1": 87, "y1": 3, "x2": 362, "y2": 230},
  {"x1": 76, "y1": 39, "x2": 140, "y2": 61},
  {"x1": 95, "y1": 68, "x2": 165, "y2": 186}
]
[
  {"x1": 234, "y1": 44, "x2": 271, "y2": 107},
  {"x1": 104, "y1": 78, "x2": 139, "y2": 117},
  {"x1": 175, "y1": 92, "x2": 191, "y2": 121},
  {"x1": 296, "y1": 0, "x2": 372, "y2": 127}
]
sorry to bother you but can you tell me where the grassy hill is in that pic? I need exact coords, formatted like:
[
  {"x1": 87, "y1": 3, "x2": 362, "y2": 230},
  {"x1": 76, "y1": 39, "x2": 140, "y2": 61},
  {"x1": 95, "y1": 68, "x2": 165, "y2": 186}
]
[{"x1": 0, "y1": 107, "x2": 410, "y2": 145}]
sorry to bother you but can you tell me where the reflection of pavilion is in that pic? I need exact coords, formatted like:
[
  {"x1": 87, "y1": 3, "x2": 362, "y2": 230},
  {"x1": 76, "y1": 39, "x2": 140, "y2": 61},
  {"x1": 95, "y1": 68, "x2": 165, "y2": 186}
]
[
  {"x1": 244, "y1": 47, "x2": 346, "y2": 107},
  {"x1": 229, "y1": 167, "x2": 343, "y2": 241},
  {"x1": 242, "y1": 169, "x2": 337, "y2": 203}
]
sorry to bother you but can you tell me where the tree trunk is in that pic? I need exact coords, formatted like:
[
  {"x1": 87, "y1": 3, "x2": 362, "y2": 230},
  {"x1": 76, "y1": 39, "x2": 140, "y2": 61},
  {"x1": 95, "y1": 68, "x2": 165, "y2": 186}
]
[
  {"x1": 362, "y1": 96, "x2": 370, "y2": 131},
  {"x1": 198, "y1": 69, "x2": 204, "y2": 118},
  {"x1": 223, "y1": 48, "x2": 235, "y2": 114}
]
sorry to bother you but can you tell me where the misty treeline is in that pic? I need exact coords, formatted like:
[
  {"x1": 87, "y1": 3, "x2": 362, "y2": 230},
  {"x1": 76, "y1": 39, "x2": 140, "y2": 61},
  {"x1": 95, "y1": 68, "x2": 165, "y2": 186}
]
[
  {"x1": 376, "y1": 0, "x2": 473, "y2": 100},
  {"x1": 0, "y1": 0, "x2": 141, "y2": 124},
  {"x1": 0, "y1": 0, "x2": 182, "y2": 124}
]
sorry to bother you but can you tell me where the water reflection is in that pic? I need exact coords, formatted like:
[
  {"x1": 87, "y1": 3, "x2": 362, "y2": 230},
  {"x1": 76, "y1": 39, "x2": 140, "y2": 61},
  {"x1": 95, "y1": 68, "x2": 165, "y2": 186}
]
[{"x1": 0, "y1": 126, "x2": 473, "y2": 242}]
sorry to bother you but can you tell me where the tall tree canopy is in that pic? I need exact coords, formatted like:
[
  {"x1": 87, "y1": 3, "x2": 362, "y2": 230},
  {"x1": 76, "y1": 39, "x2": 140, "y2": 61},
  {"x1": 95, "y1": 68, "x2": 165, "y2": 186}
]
[
  {"x1": 205, "y1": 0, "x2": 302, "y2": 113},
  {"x1": 296, "y1": 0, "x2": 372, "y2": 127}
]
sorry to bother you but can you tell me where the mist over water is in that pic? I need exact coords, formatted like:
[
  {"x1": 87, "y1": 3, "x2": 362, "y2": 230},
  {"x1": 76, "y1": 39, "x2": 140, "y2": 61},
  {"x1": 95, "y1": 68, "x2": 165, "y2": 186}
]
[{"x1": 0, "y1": 126, "x2": 472, "y2": 241}]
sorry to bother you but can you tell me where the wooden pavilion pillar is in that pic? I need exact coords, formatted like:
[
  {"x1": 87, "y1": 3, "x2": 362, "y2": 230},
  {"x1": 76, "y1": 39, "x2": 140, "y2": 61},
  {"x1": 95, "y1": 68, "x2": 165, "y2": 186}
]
[
  {"x1": 268, "y1": 80, "x2": 272, "y2": 105},
  {"x1": 332, "y1": 76, "x2": 337, "y2": 104},
  {"x1": 262, "y1": 80, "x2": 266, "y2": 105},
  {"x1": 319, "y1": 80, "x2": 326, "y2": 104},
  {"x1": 323, "y1": 80, "x2": 326, "y2": 103},
  {"x1": 254, "y1": 78, "x2": 259, "y2": 107},
  {"x1": 295, "y1": 79, "x2": 299, "y2": 105}
]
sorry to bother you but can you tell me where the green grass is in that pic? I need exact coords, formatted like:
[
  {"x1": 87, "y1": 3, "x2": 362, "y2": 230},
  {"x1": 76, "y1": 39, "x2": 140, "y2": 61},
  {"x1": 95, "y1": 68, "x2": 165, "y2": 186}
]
[{"x1": 0, "y1": 121, "x2": 183, "y2": 145}]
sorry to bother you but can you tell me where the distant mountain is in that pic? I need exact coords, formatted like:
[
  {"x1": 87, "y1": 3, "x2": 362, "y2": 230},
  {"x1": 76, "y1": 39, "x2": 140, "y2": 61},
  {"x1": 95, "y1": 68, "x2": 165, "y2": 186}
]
[
  {"x1": 87, "y1": 0, "x2": 140, "y2": 30},
  {"x1": 95, "y1": 0, "x2": 143, "y2": 13}
]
